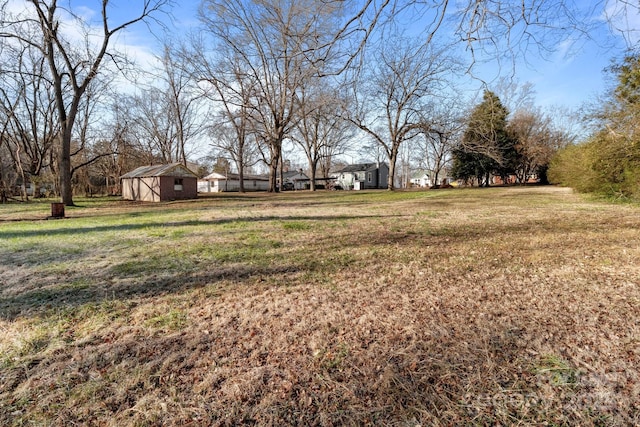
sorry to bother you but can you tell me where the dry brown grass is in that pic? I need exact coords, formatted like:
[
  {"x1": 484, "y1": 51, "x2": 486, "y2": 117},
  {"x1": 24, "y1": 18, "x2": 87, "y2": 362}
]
[{"x1": 1, "y1": 186, "x2": 639, "y2": 426}]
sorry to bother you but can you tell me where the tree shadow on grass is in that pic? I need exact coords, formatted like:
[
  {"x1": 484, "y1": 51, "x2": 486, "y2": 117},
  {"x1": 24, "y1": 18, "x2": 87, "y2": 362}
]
[
  {"x1": 3, "y1": 205, "x2": 622, "y2": 323},
  {"x1": 0, "y1": 263, "x2": 302, "y2": 321},
  {"x1": 0, "y1": 214, "x2": 402, "y2": 239},
  {"x1": 0, "y1": 211, "x2": 403, "y2": 321},
  {"x1": 0, "y1": 214, "x2": 587, "y2": 321}
]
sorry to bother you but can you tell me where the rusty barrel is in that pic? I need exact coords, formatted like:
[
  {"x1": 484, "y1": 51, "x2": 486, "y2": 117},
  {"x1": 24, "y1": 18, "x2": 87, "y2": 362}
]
[{"x1": 50, "y1": 202, "x2": 65, "y2": 218}]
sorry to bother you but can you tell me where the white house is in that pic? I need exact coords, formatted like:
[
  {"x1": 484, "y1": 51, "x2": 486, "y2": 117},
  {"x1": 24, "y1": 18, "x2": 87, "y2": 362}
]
[
  {"x1": 410, "y1": 171, "x2": 432, "y2": 188},
  {"x1": 198, "y1": 172, "x2": 270, "y2": 192},
  {"x1": 333, "y1": 163, "x2": 389, "y2": 190},
  {"x1": 410, "y1": 169, "x2": 455, "y2": 188}
]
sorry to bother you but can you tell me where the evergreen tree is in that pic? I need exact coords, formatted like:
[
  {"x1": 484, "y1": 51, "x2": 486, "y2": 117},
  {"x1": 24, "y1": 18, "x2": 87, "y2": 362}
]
[{"x1": 452, "y1": 90, "x2": 516, "y2": 185}]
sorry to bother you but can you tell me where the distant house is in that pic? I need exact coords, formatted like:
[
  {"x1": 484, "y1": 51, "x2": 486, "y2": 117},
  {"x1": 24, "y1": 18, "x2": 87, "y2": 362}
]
[
  {"x1": 198, "y1": 172, "x2": 270, "y2": 192},
  {"x1": 121, "y1": 163, "x2": 198, "y2": 202},
  {"x1": 410, "y1": 171, "x2": 432, "y2": 188},
  {"x1": 410, "y1": 170, "x2": 455, "y2": 188},
  {"x1": 280, "y1": 170, "x2": 309, "y2": 190},
  {"x1": 493, "y1": 174, "x2": 540, "y2": 185},
  {"x1": 333, "y1": 162, "x2": 389, "y2": 190}
]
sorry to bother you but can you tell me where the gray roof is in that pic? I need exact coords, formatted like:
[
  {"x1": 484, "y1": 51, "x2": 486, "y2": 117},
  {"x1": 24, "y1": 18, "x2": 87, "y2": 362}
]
[
  {"x1": 334, "y1": 162, "x2": 386, "y2": 173},
  {"x1": 121, "y1": 163, "x2": 197, "y2": 179},
  {"x1": 282, "y1": 170, "x2": 309, "y2": 179}
]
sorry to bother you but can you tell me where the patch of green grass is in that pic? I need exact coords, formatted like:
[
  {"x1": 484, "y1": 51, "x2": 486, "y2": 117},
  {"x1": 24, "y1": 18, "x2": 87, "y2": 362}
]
[
  {"x1": 416, "y1": 211, "x2": 439, "y2": 218},
  {"x1": 281, "y1": 220, "x2": 311, "y2": 230},
  {"x1": 184, "y1": 237, "x2": 283, "y2": 266},
  {"x1": 316, "y1": 342, "x2": 350, "y2": 372},
  {"x1": 220, "y1": 219, "x2": 252, "y2": 230},
  {"x1": 534, "y1": 354, "x2": 579, "y2": 386},
  {"x1": 145, "y1": 227, "x2": 169, "y2": 237},
  {"x1": 170, "y1": 229, "x2": 187, "y2": 238},
  {"x1": 145, "y1": 309, "x2": 188, "y2": 331},
  {"x1": 57, "y1": 278, "x2": 92, "y2": 291}
]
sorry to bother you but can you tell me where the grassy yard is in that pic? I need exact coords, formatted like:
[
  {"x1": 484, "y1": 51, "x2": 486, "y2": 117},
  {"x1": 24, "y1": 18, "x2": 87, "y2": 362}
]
[{"x1": 0, "y1": 187, "x2": 638, "y2": 426}]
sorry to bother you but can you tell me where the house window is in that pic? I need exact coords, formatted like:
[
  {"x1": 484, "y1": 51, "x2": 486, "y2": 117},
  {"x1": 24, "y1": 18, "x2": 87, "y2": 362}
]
[
  {"x1": 174, "y1": 178, "x2": 183, "y2": 191},
  {"x1": 367, "y1": 172, "x2": 372, "y2": 182}
]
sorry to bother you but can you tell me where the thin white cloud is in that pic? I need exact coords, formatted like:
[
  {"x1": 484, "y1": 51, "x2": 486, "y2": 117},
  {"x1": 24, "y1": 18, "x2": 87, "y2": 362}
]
[
  {"x1": 603, "y1": 0, "x2": 640, "y2": 47},
  {"x1": 74, "y1": 5, "x2": 97, "y2": 21},
  {"x1": 3, "y1": 0, "x2": 162, "y2": 91}
]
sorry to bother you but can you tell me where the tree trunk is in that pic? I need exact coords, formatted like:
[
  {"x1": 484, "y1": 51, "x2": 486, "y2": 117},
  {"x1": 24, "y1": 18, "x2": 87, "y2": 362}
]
[
  {"x1": 15, "y1": 145, "x2": 29, "y2": 201},
  {"x1": 269, "y1": 163, "x2": 278, "y2": 192},
  {"x1": 306, "y1": 152, "x2": 317, "y2": 191},
  {"x1": 238, "y1": 145, "x2": 245, "y2": 193},
  {"x1": 238, "y1": 167, "x2": 245, "y2": 193},
  {"x1": 60, "y1": 152, "x2": 73, "y2": 204},
  {"x1": 59, "y1": 128, "x2": 74, "y2": 205},
  {"x1": 278, "y1": 152, "x2": 284, "y2": 193},
  {"x1": 309, "y1": 160, "x2": 317, "y2": 191},
  {"x1": 387, "y1": 146, "x2": 399, "y2": 190},
  {"x1": 269, "y1": 144, "x2": 281, "y2": 192}
]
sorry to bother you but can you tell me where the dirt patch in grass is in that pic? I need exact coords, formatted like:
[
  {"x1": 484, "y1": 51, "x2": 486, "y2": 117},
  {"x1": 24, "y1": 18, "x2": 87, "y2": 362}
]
[{"x1": 1, "y1": 187, "x2": 639, "y2": 425}]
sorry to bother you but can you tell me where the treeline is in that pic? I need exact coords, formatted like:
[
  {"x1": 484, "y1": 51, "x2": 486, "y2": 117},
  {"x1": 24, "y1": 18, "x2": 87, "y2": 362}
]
[
  {"x1": 451, "y1": 90, "x2": 570, "y2": 187},
  {"x1": 549, "y1": 54, "x2": 640, "y2": 201},
  {"x1": 0, "y1": 2, "x2": 634, "y2": 205}
]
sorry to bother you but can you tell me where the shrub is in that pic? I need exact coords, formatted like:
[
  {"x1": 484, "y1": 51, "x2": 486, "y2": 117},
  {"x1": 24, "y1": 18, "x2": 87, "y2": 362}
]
[{"x1": 549, "y1": 133, "x2": 640, "y2": 200}]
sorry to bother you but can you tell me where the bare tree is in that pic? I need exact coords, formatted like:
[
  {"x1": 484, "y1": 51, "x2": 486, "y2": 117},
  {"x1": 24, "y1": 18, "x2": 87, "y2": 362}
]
[
  {"x1": 196, "y1": 0, "x2": 399, "y2": 192},
  {"x1": 208, "y1": 118, "x2": 261, "y2": 191},
  {"x1": 450, "y1": 0, "x2": 600, "y2": 75},
  {"x1": 66, "y1": 69, "x2": 132, "y2": 196},
  {"x1": 128, "y1": 89, "x2": 175, "y2": 163},
  {"x1": 0, "y1": 43, "x2": 59, "y2": 200},
  {"x1": 414, "y1": 100, "x2": 465, "y2": 188},
  {"x1": 158, "y1": 45, "x2": 206, "y2": 166},
  {"x1": 347, "y1": 37, "x2": 458, "y2": 189},
  {"x1": 508, "y1": 109, "x2": 568, "y2": 184},
  {"x1": 198, "y1": 0, "x2": 331, "y2": 191},
  {"x1": 291, "y1": 82, "x2": 353, "y2": 190},
  {"x1": 493, "y1": 78, "x2": 537, "y2": 114},
  {"x1": 0, "y1": 0, "x2": 171, "y2": 205},
  {"x1": 91, "y1": 94, "x2": 153, "y2": 194},
  {"x1": 189, "y1": 38, "x2": 260, "y2": 192},
  {"x1": 125, "y1": 45, "x2": 204, "y2": 166}
]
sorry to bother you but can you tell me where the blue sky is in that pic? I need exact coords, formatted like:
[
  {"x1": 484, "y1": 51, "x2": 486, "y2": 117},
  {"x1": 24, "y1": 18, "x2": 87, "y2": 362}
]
[
  {"x1": 509, "y1": 28, "x2": 623, "y2": 110},
  {"x1": 7, "y1": 1, "x2": 637, "y2": 112},
  {"x1": 131, "y1": 0, "x2": 634, "y2": 112}
]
